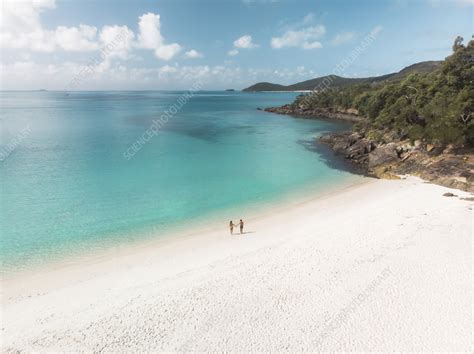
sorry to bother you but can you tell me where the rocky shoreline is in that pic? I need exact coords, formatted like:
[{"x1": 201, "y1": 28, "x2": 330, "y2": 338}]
[
  {"x1": 319, "y1": 131, "x2": 474, "y2": 192},
  {"x1": 264, "y1": 105, "x2": 362, "y2": 123},
  {"x1": 263, "y1": 106, "x2": 473, "y2": 192}
]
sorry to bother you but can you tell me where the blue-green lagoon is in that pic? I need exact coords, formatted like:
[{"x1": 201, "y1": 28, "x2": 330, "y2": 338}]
[{"x1": 0, "y1": 91, "x2": 359, "y2": 271}]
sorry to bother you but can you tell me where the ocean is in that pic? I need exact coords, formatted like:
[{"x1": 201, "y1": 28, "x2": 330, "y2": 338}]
[{"x1": 0, "y1": 91, "x2": 358, "y2": 270}]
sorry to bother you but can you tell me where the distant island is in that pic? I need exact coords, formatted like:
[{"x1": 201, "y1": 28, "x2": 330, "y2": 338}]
[
  {"x1": 262, "y1": 37, "x2": 473, "y2": 192},
  {"x1": 226, "y1": 89, "x2": 235, "y2": 91},
  {"x1": 243, "y1": 61, "x2": 441, "y2": 92}
]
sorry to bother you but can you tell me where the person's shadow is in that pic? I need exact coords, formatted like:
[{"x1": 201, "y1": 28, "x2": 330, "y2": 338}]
[{"x1": 241, "y1": 231, "x2": 255, "y2": 234}]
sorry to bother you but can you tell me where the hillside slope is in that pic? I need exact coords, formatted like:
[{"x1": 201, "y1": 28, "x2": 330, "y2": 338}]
[
  {"x1": 243, "y1": 61, "x2": 442, "y2": 92},
  {"x1": 263, "y1": 38, "x2": 473, "y2": 191}
]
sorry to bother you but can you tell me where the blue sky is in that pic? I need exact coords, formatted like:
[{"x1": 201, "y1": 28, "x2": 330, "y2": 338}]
[{"x1": 0, "y1": 0, "x2": 472, "y2": 90}]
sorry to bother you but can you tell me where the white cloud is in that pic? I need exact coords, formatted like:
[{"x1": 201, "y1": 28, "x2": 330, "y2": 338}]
[
  {"x1": 1, "y1": 29, "x2": 56, "y2": 52},
  {"x1": 137, "y1": 13, "x2": 162, "y2": 49},
  {"x1": 302, "y1": 41, "x2": 322, "y2": 49},
  {"x1": 0, "y1": 3, "x2": 187, "y2": 66},
  {"x1": 0, "y1": 8, "x2": 182, "y2": 58},
  {"x1": 55, "y1": 24, "x2": 99, "y2": 51},
  {"x1": 330, "y1": 31, "x2": 356, "y2": 46},
  {"x1": 0, "y1": 59, "x2": 319, "y2": 90},
  {"x1": 137, "y1": 12, "x2": 181, "y2": 61},
  {"x1": 154, "y1": 43, "x2": 181, "y2": 61},
  {"x1": 0, "y1": 0, "x2": 100, "y2": 52},
  {"x1": 99, "y1": 25, "x2": 134, "y2": 59},
  {"x1": 159, "y1": 64, "x2": 178, "y2": 73},
  {"x1": 271, "y1": 25, "x2": 325, "y2": 49},
  {"x1": 0, "y1": 0, "x2": 55, "y2": 34},
  {"x1": 184, "y1": 49, "x2": 203, "y2": 58},
  {"x1": 233, "y1": 34, "x2": 258, "y2": 49},
  {"x1": 227, "y1": 34, "x2": 257, "y2": 56},
  {"x1": 93, "y1": 25, "x2": 135, "y2": 73}
]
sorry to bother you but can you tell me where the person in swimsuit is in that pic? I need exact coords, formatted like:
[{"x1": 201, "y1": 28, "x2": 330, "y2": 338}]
[
  {"x1": 239, "y1": 219, "x2": 244, "y2": 234},
  {"x1": 229, "y1": 220, "x2": 235, "y2": 235}
]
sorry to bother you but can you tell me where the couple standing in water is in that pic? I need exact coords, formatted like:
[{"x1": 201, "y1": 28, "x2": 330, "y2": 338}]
[{"x1": 229, "y1": 219, "x2": 244, "y2": 235}]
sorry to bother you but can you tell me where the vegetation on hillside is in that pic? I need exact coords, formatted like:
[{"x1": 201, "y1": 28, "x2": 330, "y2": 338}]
[
  {"x1": 243, "y1": 61, "x2": 441, "y2": 92},
  {"x1": 242, "y1": 82, "x2": 288, "y2": 91},
  {"x1": 293, "y1": 37, "x2": 473, "y2": 147}
]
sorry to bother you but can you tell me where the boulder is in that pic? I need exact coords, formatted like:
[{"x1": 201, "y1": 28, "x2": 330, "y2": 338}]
[
  {"x1": 318, "y1": 135, "x2": 333, "y2": 144},
  {"x1": 442, "y1": 192, "x2": 457, "y2": 197},
  {"x1": 368, "y1": 143, "x2": 399, "y2": 168},
  {"x1": 401, "y1": 142, "x2": 413, "y2": 151},
  {"x1": 333, "y1": 141, "x2": 349, "y2": 155},
  {"x1": 364, "y1": 140, "x2": 376, "y2": 153},
  {"x1": 348, "y1": 138, "x2": 374, "y2": 155},
  {"x1": 348, "y1": 132, "x2": 362, "y2": 145}
]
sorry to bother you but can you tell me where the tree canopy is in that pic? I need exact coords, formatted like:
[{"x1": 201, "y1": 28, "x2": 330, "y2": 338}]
[{"x1": 293, "y1": 37, "x2": 474, "y2": 147}]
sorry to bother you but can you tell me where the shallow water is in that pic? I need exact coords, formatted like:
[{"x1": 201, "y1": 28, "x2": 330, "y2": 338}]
[{"x1": 0, "y1": 91, "x2": 357, "y2": 270}]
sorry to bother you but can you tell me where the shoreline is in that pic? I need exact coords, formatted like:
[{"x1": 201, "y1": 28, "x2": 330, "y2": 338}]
[
  {"x1": 2, "y1": 176, "x2": 472, "y2": 351},
  {"x1": 262, "y1": 106, "x2": 473, "y2": 192},
  {"x1": 319, "y1": 130, "x2": 474, "y2": 192},
  {"x1": 264, "y1": 105, "x2": 363, "y2": 123},
  {"x1": 1, "y1": 173, "x2": 366, "y2": 286}
]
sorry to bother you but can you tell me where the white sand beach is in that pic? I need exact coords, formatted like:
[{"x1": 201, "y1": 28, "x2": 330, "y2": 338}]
[{"x1": 1, "y1": 176, "x2": 472, "y2": 352}]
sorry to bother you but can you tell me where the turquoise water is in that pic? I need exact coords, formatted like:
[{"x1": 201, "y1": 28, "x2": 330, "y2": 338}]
[{"x1": 0, "y1": 91, "x2": 356, "y2": 270}]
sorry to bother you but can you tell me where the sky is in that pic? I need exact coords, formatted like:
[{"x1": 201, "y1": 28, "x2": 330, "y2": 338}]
[{"x1": 0, "y1": 0, "x2": 472, "y2": 90}]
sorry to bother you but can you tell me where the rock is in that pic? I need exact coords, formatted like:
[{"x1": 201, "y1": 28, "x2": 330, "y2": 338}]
[
  {"x1": 346, "y1": 139, "x2": 366, "y2": 157},
  {"x1": 414, "y1": 140, "x2": 422, "y2": 148},
  {"x1": 404, "y1": 142, "x2": 414, "y2": 150},
  {"x1": 318, "y1": 135, "x2": 333, "y2": 144},
  {"x1": 368, "y1": 143, "x2": 399, "y2": 168},
  {"x1": 426, "y1": 144, "x2": 435, "y2": 152},
  {"x1": 372, "y1": 165, "x2": 401, "y2": 180},
  {"x1": 263, "y1": 105, "x2": 363, "y2": 123},
  {"x1": 346, "y1": 108, "x2": 359, "y2": 115},
  {"x1": 365, "y1": 140, "x2": 376, "y2": 153},
  {"x1": 442, "y1": 192, "x2": 457, "y2": 197},
  {"x1": 400, "y1": 151, "x2": 414, "y2": 161},
  {"x1": 443, "y1": 144, "x2": 454, "y2": 154},
  {"x1": 333, "y1": 141, "x2": 349, "y2": 155},
  {"x1": 396, "y1": 142, "x2": 413, "y2": 155},
  {"x1": 318, "y1": 130, "x2": 473, "y2": 193},
  {"x1": 430, "y1": 145, "x2": 445, "y2": 155},
  {"x1": 383, "y1": 132, "x2": 400, "y2": 144},
  {"x1": 348, "y1": 132, "x2": 362, "y2": 145}
]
